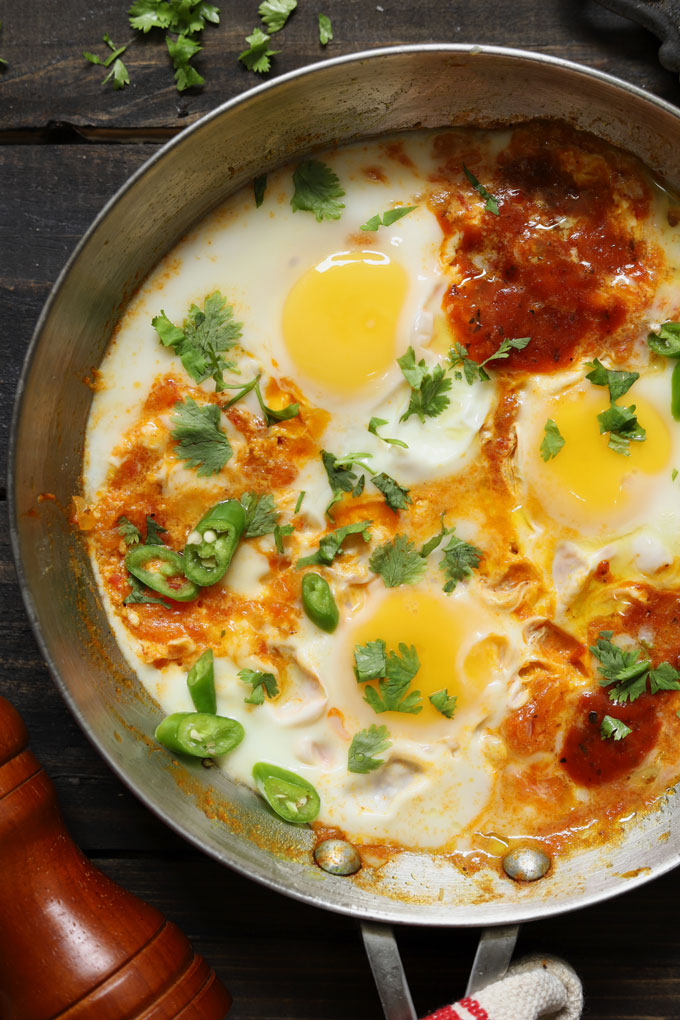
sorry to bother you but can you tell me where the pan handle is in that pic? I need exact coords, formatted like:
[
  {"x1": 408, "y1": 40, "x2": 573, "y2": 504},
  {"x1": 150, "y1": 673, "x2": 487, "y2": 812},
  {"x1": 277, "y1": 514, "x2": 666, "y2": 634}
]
[{"x1": 360, "y1": 921, "x2": 519, "y2": 1020}]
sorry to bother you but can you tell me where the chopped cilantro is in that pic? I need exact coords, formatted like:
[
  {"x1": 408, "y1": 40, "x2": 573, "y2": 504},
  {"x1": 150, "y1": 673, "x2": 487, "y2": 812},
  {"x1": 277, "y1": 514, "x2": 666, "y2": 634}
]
[
  {"x1": 360, "y1": 206, "x2": 417, "y2": 231},
  {"x1": 129, "y1": 0, "x2": 219, "y2": 34},
  {"x1": 291, "y1": 160, "x2": 345, "y2": 222},
  {"x1": 170, "y1": 398, "x2": 232, "y2": 476},
  {"x1": 317, "y1": 13, "x2": 333, "y2": 44},
  {"x1": 83, "y1": 35, "x2": 130, "y2": 89},
  {"x1": 369, "y1": 534, "x2": 426, "y2": 588},
  {"x1": 429, "y1": 689, "x2": 457, "y2": 719},
  {"x1": 647, "y1": 321, "x2": 680, "y2": 358},
  {"x1": 254, "y1": 380, "x2": 299, "y2": 425},
  {"x1": 359, "y1": 643, "x2": 422, "y2": 715},
  {"x1": 398, "y1": 348, "x2": 452, "y2": 423},
  {"x1": 144, "y1": 516, "x2": 168, "y2": 545},
  {"x1": 368, "y1": 416, "x2": 408, "y2": 449},
  {"x1": 123, "y1": 572, "x2": 171, "y2": 608},
  {"x1": 348, "y1": 724, "x2": 391, "y2": 773},
  {"x1": 297, "y1": 520, "x2": 372, "y2": 568},
  {"x1": 540, "y1": 419, "x2": 565, "y2": 461},
  {"x1": 585, "y1": 358, "x2": 639, "y2": 402},
  {"x1": 597, "y1": 402, "x2": 646, "y2": 456},
  {"x1": 321, "y1": 450, "x2": 371, "y2": 516},
  {"x1": 166, "y1": 33, "x2": 204, "y2": 91},
  {"x1": 240, "y1": 668, "x2": 279, "y2": 705},
  {"x1": 463, "y1": 164, "x2": 499, "y2": 215},
  {"x1": 448, "y1": 336, "x2": 531, "y2": 384},
  {"x1": 258, "y1": 0, "x2": 296, "y2": 32},
  {"x1": 294, "y1": 491, "x2": 305, "y2": 513},
  {"x1": 273, "y1": 523, "x2": 294, "y2": 554},
  {"x1": 673, "y1": 469, "x2": 679, "y2": 482},
  {"x1": 254, "y1": 174, "x2": 267, "y2": 207},
  {"x1": 420, "y1": 513, "x2": 452, "y2": 558},
  {"x1": 240, "y1": 492, "x2": 279, "y2": 538},
  {"x1": 238, "y1": 27, "x2": 278, "y2": 73},
  {"x1": 354, "y1": 639, "x2": 387, "y2": 682},
  {"x1": 152, "y1": 292, "x2": 242, "y2": 390},
  {"x1": 590, "y1": 631, "x2": 680, "y2": 704},
  {"x1": 370, "y1": 472, "x2": 411, "y2": 512},
  {"x1": 117, "y1": 516, "x2": 141, "y2": 546},
  {"x1": 440, "y1": 531, "x2": 482, "y2": 592},
  {"x1": 600, "y1": 715, "x2": 632, "y2": 741}
]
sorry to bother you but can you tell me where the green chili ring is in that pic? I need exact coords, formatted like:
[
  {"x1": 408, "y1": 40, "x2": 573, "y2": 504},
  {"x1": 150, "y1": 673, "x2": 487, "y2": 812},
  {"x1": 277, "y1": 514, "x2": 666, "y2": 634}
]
[
  {"x1": 126, "y1": 545, "x2": 199, "y2": 602},
  {"x1": 155, "y1": 712, "x2": 244, "y2": 758},
  {"x1": 252, "y1": 762, "x2": 321, "y2": 824},
  {"x1": 183, "y1": 499, "x2": 246, "y2": 587},
  {"x1": 187, "y1": 649, "x2": 217, "y2": 714},
  {"x1": 301, "y1": 572, "x2": 339, "y2": 633}
]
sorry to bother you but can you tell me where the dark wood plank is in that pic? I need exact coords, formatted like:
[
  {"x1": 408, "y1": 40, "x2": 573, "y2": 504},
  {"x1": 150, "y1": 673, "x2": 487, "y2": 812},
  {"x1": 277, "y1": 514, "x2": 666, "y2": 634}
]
[{"x1": 0, "y1": 0, "x2": 679, "y2": 132}]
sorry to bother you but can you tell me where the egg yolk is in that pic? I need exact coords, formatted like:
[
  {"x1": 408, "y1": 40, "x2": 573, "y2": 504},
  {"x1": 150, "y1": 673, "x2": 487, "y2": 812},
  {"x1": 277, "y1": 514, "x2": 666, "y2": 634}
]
[
  {"x1": 533, "y1": 386, "x2": 671, "y2": 525},
  {"x1": 350, "y1": 588, "x2": 501, "y2": 729},
  {"x1": 282, "y1": 250, "x2": 408, "y2": 394}
]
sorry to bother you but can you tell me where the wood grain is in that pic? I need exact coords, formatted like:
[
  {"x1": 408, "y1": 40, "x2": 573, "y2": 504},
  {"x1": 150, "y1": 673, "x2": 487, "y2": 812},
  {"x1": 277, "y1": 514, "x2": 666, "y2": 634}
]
[{"x1": 3, "y1": 2, "x2": 680, "y2": 1017}]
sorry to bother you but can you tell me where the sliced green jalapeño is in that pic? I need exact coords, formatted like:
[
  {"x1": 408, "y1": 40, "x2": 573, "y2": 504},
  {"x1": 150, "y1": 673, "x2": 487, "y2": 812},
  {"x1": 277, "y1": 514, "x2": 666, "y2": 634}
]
[
  {"x1": 126, "y1": 545, "x2": 199, "y2": 602},
  {"x1": 301, "y1": 572, "x2": 339, "y2": 633},
  {"x1": 183, "y1": 499, "x2": 246, "y2": 587},
  {"x1": 252, "y1": 762, "x2": 321, "y2": 823},
  {"x1": 186, "y1": 649, "x2": 217, "y2": 714},
  {"x1": 155, "y1": 712, "x2": 244, "y2": 757}
]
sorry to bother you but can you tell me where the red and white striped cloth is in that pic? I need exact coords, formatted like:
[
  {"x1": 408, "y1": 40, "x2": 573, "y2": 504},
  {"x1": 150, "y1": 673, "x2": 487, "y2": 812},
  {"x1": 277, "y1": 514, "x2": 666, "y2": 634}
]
[{"x1": 421, "y1": 956, "x2": 583, "y2": 1020}]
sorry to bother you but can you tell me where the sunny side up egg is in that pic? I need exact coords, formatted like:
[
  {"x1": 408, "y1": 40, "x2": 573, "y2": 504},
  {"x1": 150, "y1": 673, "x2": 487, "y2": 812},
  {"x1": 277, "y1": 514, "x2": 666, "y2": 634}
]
[{"x1": 80, "y1": 122, "x2": 680, "y2": 868}]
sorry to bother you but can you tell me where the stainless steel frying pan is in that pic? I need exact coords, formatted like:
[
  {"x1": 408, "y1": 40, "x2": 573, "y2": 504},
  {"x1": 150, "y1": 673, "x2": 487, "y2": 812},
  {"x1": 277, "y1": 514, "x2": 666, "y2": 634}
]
[{"x1": 10, "y1": 45, "x2": 680, "y2": 1016}]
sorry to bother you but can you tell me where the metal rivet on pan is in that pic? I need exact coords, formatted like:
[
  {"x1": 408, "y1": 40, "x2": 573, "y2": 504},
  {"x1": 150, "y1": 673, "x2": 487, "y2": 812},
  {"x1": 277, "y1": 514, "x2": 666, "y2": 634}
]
[
  {"x1": 502, "y1": 846, "x2": 551, "y2": 882},
  {"x1": 314, "y1": 839, "x2": 362, "y2": 876}
]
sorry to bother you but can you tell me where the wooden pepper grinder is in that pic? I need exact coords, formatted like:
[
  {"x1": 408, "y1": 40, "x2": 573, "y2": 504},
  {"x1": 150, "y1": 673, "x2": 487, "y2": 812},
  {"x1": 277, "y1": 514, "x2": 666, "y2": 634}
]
[{"x1": 0, "y1": 695, "x2": 232, "y2": 1020}]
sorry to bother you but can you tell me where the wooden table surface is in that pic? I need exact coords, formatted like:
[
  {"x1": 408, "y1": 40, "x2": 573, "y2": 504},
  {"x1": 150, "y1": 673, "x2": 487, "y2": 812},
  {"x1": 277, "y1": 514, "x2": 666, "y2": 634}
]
[{"x1": 3, "y1": 3, "x2": 680, "y2": 1018}]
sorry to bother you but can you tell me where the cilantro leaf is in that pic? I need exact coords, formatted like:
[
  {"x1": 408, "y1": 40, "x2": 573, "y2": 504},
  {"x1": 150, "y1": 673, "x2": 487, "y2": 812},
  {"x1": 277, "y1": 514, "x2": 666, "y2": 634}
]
[
  {"x1": 369, "y1": 534, "x2": 426, "y2": 588},
  {"x1": 420, "y1": 513, "x2": 452, "y2": 558},
  {"x1": 117, "y1": 516, "x2": 141, "y2": 546},
  {"x1": 648, "y1": 661, "x2": 680, "y2": 694},
  {"x1": 590, "y1": 631, "x2": 651, "y2": 704},
  {"x1": 294, "y1": 491, "x2": 305, "y2": 513},
  {"x1": 129, "y1": 0, "x2": 173, "y2": 32},
  {"x1": 318, "y1": 13, "x2": 333, "y2": 44},
  {"x1": 129, "y1": 0, "x2": 219, "y2": 34},
  {"x1": 398, "y1": 348, "x2": 452, "y2": 423},
  {"x1": 600, "y1": 715, "x2": 632, "y2": 741},
  {"x1": 321, "y1": 450, "x2": 371, "y2": 516},
  {"x1": 348, "y1": 724, "x2": 391, "y2": 773},
  {"x1": 170, "y1": 398, "x2": 232, "y2": 476},
  {"x1": 152, "y1": 292, "x2": 242, "y2": 390},
  {"x1": 239, "y1": 667, "x2": 279, "y2": 705},
  {"x1": 585, "y1": 358, "x2": 639, "y2": 402},
  {"x1": 370, "y1": 472, "x2": 411, "y2": 512},
  {"x1": 84, "y1": 35, "x2": 130, "y2": 88},
  {"x1": 144, "y1": 516, "x2": 168, "y2": 545},
  {"x1": 463, "y1": 164, "x2": 499, "y2": 215},
  {"x1": 354, "y1": 639, "x2": 387, "y2": 682},
  {"x1": 254, "y1": 380, "x2": 299, "y2": 426},
  {"x1": 241, "y1": 492, "x2": 279, "y2": 537},
  {"x1": 238, "y1": 27, "x2": 278, "y2": 73},
  {"x1": 363, "y1": 644, "x2": 422, "y2": 715},
  {"x1": 124, "y1": 572, "x2": 171, "y2": 608},
  {"x1": 291, "y1": 160, "x2": 345, "y2": 222},
  {"x1": 647, "y1": 321, "x2": 680, "y2": 358},
  {"x1": 360, "y1": 206, "x2": 417, "y2": 231},
  {"x1": 448, "y1": 337, "x2": 530, "y2": 384},
  {"x1": 258, "y1": 0, "x2": 296, "y2": 32},
  {"x1": 167, "y1": 33, "x2": 204, "y2": 91},
  {"x1": 540, "y1": 419, "x2": 565, "y2": 461},
  {"x1": 440, "y1": 531, "x2": 482, "y2": 592},
  {"x1": 429, "y1": 689, "x2": 457, "y2": 719},
  {"x1": 273, "y1": 523, "x2": 294, "y2": 554},
  {"x1": 297, "y1": 520, "x2": 371, "y2": 568},
  {"x1": 104, "y1": 57, "x2": 130, "y2": 89},
  {"x1": 254, "y1": 174, "x2": 267, "y2": 207},
  {"x1": 368, "y1": 417, "x2": 408, "y2": 449},
  {"x1": 597, "y1": 402, "x2": 646, "y2": 456}
]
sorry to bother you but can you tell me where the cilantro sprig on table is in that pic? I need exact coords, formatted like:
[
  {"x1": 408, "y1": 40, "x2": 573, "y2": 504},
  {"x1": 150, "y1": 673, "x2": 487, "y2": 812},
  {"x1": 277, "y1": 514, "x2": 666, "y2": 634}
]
[
  {"x1": 125, "y1": 0, "x2": 220, "y2": 92},
  {"x1": 348, "y1": 725, "x2": 391, "y2": 774},
  {"x1": 170, "y1": 398, "x2": 232, "y2": 476},
  {"x1": 238, "y1": 28, "x2": 279, "y2": 73},
  {"x1": 259, "y1": 0, "x2": 297, "y2": 33},
  {"x1": 83, "y1": 34, "x2": 130, "y2": 90},
  {"x1": 317, "y1": 13, "x2": 332, "y2": 45},
  {"x1": 590, "y1": 631, "x2": 680, "y2": 704},
  {"x1": 153, "y1": 291, "x2": 242, "y2": 391}
]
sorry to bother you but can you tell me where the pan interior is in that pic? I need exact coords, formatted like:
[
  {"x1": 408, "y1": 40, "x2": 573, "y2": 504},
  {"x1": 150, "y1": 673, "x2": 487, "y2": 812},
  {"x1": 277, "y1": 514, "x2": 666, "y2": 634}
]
[{"x1": 10, "y1": 46, "x2": 680, "y2": 926}]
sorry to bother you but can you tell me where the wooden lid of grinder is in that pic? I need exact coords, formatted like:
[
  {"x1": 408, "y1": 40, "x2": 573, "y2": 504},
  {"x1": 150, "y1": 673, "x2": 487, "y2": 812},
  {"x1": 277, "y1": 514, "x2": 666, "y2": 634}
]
[{"x1": 0, "y1": 695, "x2": 232, "y2": 1020}]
